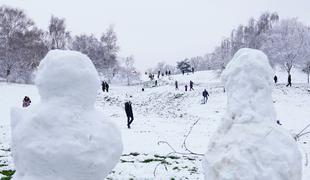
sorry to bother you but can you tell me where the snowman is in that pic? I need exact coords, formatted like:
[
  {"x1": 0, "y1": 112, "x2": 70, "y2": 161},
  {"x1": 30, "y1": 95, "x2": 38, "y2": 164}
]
[
  {"x1": 203, "y1": 48, "x2": 302, "y2": 180},
  {"x1": 11, "y1": 50, "x2": 123, "y2": 180}
]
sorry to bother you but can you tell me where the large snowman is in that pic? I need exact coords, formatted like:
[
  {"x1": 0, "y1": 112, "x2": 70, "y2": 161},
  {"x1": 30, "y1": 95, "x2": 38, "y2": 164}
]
[
  {"x1": 203, "y1": 48, "x2": 302, "y2": 180},
  {"x1": 11, "y1": 50, "x2": 123, "y2": 180}
]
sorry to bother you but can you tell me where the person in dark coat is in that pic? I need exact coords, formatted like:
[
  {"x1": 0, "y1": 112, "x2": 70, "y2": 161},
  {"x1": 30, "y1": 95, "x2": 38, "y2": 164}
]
[
  {"x1": 168, "y1": 70, "x2": 171, "y2": 75},
  {"x1": 101, "y1": 81, "x2": 106, "y2": 92},
  {"x1": 202, "y1": 89, "x2": 209, "y2": 104},
  {"x1": 175, "y1": 81, "x2": 179, "y2": 90},
  {"x1": 182, "y1": 70, "x2": 185, "y2": 75},
  {"x1": 142, "y1": 88, "x2": 145, "y2": 92},
  {"x1": 125, "y1": 101, "x2": 134, "y2": 129},
  {"x1": 185, "y1": 85, "x2": 188, "y2": 91},
  {"x1": 165, "y1": 70, "x2": 168, "y2": 76},
  {"x1": 157, "y1": 71, "x2": 160, "y2": 79},
  {"x1": 155, "y1": 80, "x2": 158, "y2": 86},
  {"x1": 274, "y1": 75, "x2": 278, "y2": 84},
  {"x1": 189, "y1": 80, "x2": 194, "y2": 91},
  {"x1": 286, "y1": 74, "x2": 292, "y2": 87},
  {"x1": 22, "y1": 96, "x2": 31, "y2": 107},
  {"x1": 192, "y1": 67, "x2": 194, "y2": 74},
  {"x1": 105, "y1": 83, "x2": 109, "y2": 92}
]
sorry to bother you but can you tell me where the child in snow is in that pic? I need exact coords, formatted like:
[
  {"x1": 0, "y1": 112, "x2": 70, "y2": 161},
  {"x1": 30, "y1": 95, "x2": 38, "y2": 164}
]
[
  {"x1": 202, "y1": 89, "x2": 209, "y2": 104},
  {"x1": 22, "y1": 96, "x2": 31, "y2": 107}
]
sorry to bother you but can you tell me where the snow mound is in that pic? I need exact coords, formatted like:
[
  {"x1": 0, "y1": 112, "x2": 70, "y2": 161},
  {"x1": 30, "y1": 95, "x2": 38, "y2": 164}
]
[
  {"x1": 203, "y1": 48, "x2": 302, "y2": 180},
  {"x1": 11, "y1": 50, "x2": 123, "y2": 180}
]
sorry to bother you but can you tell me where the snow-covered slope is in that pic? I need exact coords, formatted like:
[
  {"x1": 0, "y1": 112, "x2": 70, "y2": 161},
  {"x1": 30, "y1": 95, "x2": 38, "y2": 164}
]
[{"x1": 1, "y1": 68, "x2": 310, "y2": 179}]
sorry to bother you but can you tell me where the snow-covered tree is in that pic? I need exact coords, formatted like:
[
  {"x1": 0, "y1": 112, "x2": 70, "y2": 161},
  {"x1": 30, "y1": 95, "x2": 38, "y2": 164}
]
[
  {"x1": 177, "y1": 59, "x2": 191, "y2": 73},
  {"x1": 100, "y1": 25, "x2": 119, "y2": 70},
  {"x1": 0, "y1": 6, "x2": 47, "y2": 83},
  {"x1": 48, "y1": 15, "x2": 70, "y2": 50},
  {"x1": 262, "y1": 18, "x2": 309, "y2": 79},
  {"x1": 122, "y1": 56, "x2": 140, "y2": 85}
]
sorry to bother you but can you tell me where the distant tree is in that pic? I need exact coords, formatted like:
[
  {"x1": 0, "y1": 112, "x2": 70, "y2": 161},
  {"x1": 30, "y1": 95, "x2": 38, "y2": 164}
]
[
  {"x1": 177, "y1": 59, "x2": 191, "y2": 73},
  {"x1": 121, "y1": 56, "x2": 140, "y2": 85},
  {"x1": 100, "y1": 25, "x2": 119, "y2": 70},
  {"x1": 48, "y1": 15, "x2": 70, "y2": 49}
]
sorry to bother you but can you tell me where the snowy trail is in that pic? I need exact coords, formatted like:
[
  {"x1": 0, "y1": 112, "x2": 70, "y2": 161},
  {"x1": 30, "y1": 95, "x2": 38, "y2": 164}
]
[{"x1": 1, "y1": 81, "x2": 310, "y2": 179}]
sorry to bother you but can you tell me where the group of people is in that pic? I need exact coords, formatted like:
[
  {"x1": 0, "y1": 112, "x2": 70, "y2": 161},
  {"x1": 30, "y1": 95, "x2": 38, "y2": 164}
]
[
  {"x1": 101, "y1": 81, "x2": 110, "y2": 92},
  {"x1": 147, "y1": 70, "x2": 172, "y2": 81},
  {"x1": 174, "y1": 80, "x2": 194, "y2": 91}
]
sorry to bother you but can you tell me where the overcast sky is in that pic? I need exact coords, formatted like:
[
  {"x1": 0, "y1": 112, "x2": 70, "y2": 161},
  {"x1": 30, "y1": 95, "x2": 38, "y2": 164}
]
[{"x1": 1, "y1": 0, "x2": 310, "y2": 71}]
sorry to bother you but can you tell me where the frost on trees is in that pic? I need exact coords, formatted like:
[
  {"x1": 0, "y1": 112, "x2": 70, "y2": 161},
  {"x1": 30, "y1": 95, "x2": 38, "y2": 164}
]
[
  {"x1": 203, "y1": 48, "x2": 302, "y2": 180},
  {"x1": 10, "y1": 50, "x2": 123, "y2": 180}
]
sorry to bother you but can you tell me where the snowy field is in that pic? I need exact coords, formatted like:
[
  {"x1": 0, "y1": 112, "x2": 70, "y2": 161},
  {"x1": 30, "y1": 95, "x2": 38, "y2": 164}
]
[{"x1": 1, "y1": 70, "x2": 310, "y2": 179}]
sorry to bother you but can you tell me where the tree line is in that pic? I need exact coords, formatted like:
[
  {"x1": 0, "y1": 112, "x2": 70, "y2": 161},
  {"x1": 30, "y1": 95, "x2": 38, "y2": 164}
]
[
  {"x1": 0, "y1": 5, "x2": 138, "y2": 84},
  {"x1": 150, "y1": 12, "x2": 310, "y2": 83}
]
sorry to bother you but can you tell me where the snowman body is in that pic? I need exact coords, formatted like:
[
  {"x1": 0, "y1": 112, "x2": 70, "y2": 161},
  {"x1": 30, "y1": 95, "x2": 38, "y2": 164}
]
[{"x1": 11, "y1": 50, "x2": 123, "y2": 180}]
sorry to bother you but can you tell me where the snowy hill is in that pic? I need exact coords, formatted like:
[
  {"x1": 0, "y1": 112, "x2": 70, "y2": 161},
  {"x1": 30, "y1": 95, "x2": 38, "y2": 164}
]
[{"x1": 1, "y1": 69, "x2": 310, "y2": 179}]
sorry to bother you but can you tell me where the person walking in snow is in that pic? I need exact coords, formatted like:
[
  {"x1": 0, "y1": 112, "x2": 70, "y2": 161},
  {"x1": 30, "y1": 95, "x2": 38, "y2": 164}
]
[
  {"x1": 157, "y1": 71, "x2": 160, "y2": 79},
  {"x1": 182, "y1": 70, "x2": 185, "y2": 75},
  {"x1": 286, "y1": 74, "x2": 292, "y2": 87},
  {"x1": 125, "y1": 101, "x2": 134, "y2": 129},
  {"x1": 189, "y1": 80, "x2": 194, "y2": 91},
  {"x1": 101, "y1": 81, "x2": 106, "y2": 92},
  {"x1": 274, "y1": 75, "x2": 278, "y2": 84},
  {"x1": 192, "y1": 67, "x2": 195, "y2": 74},
  {"x1": 202, "y1": 89, "x2": 209, "y2": 104},
  {"x1": 185, "y1": 84, "x2": 188, "y2": 91},
  {"x1": 105, "y1": 82, "x2": 109, "y2": 92},
  {"x1": 155, "y1": 80, "x2": 158, "y2": 86},
  {"x1": 175, "y1": 81, "x2": 179, "y2": 90},
  {"x1": 22, "y1": 96, "x2": 31, "y2": 107}
]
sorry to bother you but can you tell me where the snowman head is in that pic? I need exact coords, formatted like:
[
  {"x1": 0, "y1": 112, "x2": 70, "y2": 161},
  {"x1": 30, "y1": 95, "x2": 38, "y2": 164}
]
[
  {"x1": 221, "y1": 48, "x2": 275, "y2": 124},
  {"x1": 35, "y1": 50, "x2": 100, "y2": 108}
]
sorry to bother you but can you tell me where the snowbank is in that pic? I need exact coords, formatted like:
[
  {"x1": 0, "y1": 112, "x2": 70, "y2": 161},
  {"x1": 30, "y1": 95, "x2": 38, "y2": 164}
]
[
  {"x1": 10, "y1": 50, "x2": 123, "y2": 180},
  {"x1": 203, "y1": 48, "x2": 302, "y2": 180}
]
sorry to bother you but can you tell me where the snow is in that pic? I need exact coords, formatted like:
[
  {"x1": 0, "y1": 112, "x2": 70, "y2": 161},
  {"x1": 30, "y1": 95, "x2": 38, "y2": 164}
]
[
  {"x1": 9, "y1": 50, "x2": 123, "y2": 180},
  {"x1": 203, "y1": 48, "x2": 302, "y2": 180},
  {"x1": 0, "y1": 55, "x2": 310, "y2": 179}
]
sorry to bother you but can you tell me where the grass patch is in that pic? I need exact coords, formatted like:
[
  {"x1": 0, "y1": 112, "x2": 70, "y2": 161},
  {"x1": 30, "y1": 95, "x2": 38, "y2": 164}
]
[
  {"x1": 141, "y1": 158, "x2": 162, "y2": 163},
  {"x1": 122, "y1": 152, "x2": 140, "y2": 157},
  {"x1": 120, "y1": 159, "x2": 135, "y2": 163},
  {"x1": 167, "y1": 155, "x2": 180, "y2": 160},
  {"x1": 154, "y1": 154, "x2": 166, "y2": 159},
  {"x1": 0, "y1": 169, "x2": 15, "y2": 180}
]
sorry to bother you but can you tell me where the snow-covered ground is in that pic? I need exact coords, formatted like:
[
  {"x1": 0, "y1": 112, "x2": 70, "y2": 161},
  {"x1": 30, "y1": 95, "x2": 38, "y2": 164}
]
[{"x1": 1, "y1": 69, "x2": 310, "y2": 179}]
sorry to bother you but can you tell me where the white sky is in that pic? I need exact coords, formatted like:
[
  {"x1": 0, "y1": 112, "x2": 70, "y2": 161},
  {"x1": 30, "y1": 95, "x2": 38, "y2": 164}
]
[{"x1": 1, "y1": 0, "x2": 310, "y2": 71}]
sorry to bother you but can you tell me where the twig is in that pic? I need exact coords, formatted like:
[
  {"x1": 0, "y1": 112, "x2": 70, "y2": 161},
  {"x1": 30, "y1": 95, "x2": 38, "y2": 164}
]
[
  {"x1": 153, "y1": 119, "x2": 204, "y2": 177},
  {"x1": 294, "y1": 123, "x2": 310, "y2": 141},
  {"x1": 181, "y1": 119, "x2": 204, "y2": 156}
]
